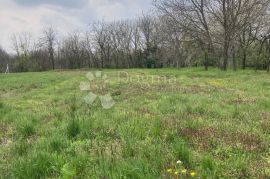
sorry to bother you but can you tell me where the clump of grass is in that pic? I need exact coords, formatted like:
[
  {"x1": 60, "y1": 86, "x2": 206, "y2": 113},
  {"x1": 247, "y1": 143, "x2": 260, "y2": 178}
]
[
  {"x1": 67, "y1": 154, "x2": 89, "y2": 178},
  {"x1": 80, "y1": 119, "x2": 94, "y2": 140},
  {"x1": 12, "y1": 140, "x2": 29, "y2": 156},
  {"x1": 17, "y1": 119, "x2": 36, "y2": 138},
  {"x1": 260, "y1": 99, "x2": 270, "y2": 110},
  {"x1": 111, "y1": 90, "x2": 121, "y2": 96},
  {"x1": 122, "y1": 137, "x2": 136, "y2": 158},
  {"x1": 13, "y1": 151, "x2": 64, "y2": 178},
  {"x1": 165, "y1": 131, "x2": 177, "y2": 143},
  {"x1": 233, "y1": 104, "x2": 240, "y2": 118},
  {"x1": 172, "y1": 139, "x2": 193, "y2": 167},
  {"x1": 68, "y1": 95, "x2": 78, "y2": 118},
  {"x1": 49, "y1": 136, "x2": 67, "y2": 153},
  {"x1": 185, "y1": 105, "x2": 193, "y2": 115},
  {"x1": 66, "y1": 95, "x2": 81, "y2": 139},
  {"x1": 234, "y1": 158, "x2": 250, "y2": 178},
  {"x1": 61, "y1": 163, "x2": 76, "y2": 179},
  {"x1": 185, "y1": 118, "x2": 203, "y2": 129},
  {"x1": 117, "y1": 159, "x2": 157, "y2": 179},
  {"x1": 200, "y1": 155, "x2": 216, "y2": 178},
  {"x1": 150, "y1": 118, "x2": 162, "y2": 137},
  {"x1": 67, "y1": 119, "x2": 80, "y2": 139},
  {"x1": 0, "y1": 102, "x2": 4, "y2": 109},
  {"x1": 262, "y1": 81, "x2": 270, "y2": 87}
]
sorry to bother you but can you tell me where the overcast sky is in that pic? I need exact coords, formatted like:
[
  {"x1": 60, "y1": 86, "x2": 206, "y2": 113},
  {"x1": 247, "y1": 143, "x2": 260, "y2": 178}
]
[{"x1": 0, "y1": 0, "x2": 153, "y2": 51}]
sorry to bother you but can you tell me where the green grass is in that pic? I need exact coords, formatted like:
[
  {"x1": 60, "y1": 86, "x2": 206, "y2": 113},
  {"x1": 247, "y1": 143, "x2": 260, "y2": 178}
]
[{"x1": 0, "y1": 68, "x2": 269, "y2": 178}]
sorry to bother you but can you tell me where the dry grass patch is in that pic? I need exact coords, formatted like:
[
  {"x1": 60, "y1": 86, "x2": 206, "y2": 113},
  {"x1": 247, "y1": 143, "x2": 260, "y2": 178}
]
[
  {"x1": 229, "y1": 97, "x2": 257, "y2": 105},
  {"x1": 179, "y1": 127, "x2": 266, "y2": 152},
  {"x1": 183, "y1": 85, "x2": 211, "y2": 94},
  {"x1": 0, "y1": 123, "x2": 13, "y2": 147}
]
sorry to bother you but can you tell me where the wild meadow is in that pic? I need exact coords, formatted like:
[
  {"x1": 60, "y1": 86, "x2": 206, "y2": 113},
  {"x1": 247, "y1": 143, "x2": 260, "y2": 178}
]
[{"x1": 0, "y1": 68, "x2": 269, "y2": 178}]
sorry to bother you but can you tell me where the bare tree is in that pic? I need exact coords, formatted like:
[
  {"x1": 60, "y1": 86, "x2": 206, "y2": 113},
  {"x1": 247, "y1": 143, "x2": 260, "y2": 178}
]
[
  {"x1": 208, "y1": 0, "x2": 269, "y2": 70},
  {"x1": 91, "y1": 21, "x2": 113, "y2": 68},
  {"x1": 43, "y1": 26, "x2": 57, "y2": 70},
  {"x1": 4, "y1": 3, "x2": 270, "y2": 72},
  {"x1": 154, "y1": 0, "x2": 214, "y2": 70},
  {"x1": 138, "y1": 14, "x2": 159, "y2": 68},
  {"x1": 11, "y1": 32, "x2": 33, "y2": 72},
  {"x1": 0, "y1": 46, "x2": 10, "y2": 72},
  {"x1": 82, "y1": 30, "x2": 97, "y2": 68}
]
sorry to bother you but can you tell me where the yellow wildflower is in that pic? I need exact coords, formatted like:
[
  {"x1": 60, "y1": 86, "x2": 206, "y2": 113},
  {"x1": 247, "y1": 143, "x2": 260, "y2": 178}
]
[
  {"x1": 175, "y1": 171, "x2": 179, "y2": 175},
  {"x1": 181, "y1": 169, "x2": 187, "y2": 174},
  {"x1": 190, "y1": 171, "x2": 196, "y2": 177},
  {"x1": 166, "y1": 168, "x2": 173, "y2": 173},
  {"x1": 208, "y1": 79, "x2": 224, "y2": 88}
]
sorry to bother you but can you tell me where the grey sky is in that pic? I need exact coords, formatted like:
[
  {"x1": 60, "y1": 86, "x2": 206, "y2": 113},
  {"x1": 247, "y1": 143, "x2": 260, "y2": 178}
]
[
  {"x1": 13, "y1": 0, "x2": 89, "y2": 8},
  {"x1": 0, "y1": 0, "x2": 153, "y2": 51}
]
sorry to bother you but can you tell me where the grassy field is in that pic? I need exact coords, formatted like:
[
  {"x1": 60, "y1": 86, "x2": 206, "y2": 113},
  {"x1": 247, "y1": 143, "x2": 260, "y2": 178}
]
[{"x1": 0, "y1": 68, "x2": 269, "y2": 178}]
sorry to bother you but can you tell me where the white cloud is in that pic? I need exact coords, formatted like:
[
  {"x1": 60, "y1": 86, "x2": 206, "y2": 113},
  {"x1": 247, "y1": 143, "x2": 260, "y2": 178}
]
[{"x1": 0, "y1": 0, "x2": 152, "y2": 52}]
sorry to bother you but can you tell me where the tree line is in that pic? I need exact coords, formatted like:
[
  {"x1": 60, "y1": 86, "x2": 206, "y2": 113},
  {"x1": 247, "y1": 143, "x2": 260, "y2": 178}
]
[{"x1": 1, "y1": 0, "x2": 270, "y2": 72}]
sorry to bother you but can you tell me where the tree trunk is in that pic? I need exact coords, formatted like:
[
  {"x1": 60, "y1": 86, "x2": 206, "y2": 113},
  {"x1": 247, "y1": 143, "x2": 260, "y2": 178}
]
[
  {"x1": 223, "y1": 43, "x2": 229, "y2": 71},
  {"x1": 204, "y1": 50, "x2": 208, "y2": 71},
  {"x1": 49, "y1": 52, "x2": 55, "y2": 70},
  {"x1": 232, "y1": 46, "x2": 237, "y2": 71},
  {"x1": 267, "y1": 56, "x2": 270, "y2": 73},
  {"x1": 267, "y1": 41, "x2": 270, "y2": 73},
  {"x1": 242, "y1": 49, "x2": 247, "y2": 70}
]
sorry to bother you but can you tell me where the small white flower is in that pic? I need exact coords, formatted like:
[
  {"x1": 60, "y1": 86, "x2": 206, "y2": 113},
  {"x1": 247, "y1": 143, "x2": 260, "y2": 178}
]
[{"x1": 177, "y1": 160, "x2": 182, "y2": 164}]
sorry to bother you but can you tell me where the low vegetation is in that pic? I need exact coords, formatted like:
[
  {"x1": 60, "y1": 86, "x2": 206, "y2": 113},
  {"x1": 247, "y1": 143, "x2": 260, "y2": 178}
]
[{"x1": 0, "y1": 68, "x2": 269, "y2": 178}]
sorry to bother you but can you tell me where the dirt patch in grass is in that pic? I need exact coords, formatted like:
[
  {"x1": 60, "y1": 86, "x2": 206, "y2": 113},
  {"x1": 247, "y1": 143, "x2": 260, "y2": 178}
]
[
  {"x1": 179, "y1": 127, "x2": 266, "y2": 152},
  {"x1": 181, "y1": 84, "x2": 231, "y2": 94},
  {"x1": 0, "y1": 123, "x2": 9, "y2": 132},
  {"x1": 261, "y1": 120, "x2": 270, "y2": 133},
  {"x1": 42, "y1": 114, "x2": 54, "y2": 124},
  {"x1": 261, "y1": 122, "x2": 270, "y2": 133},
  {"x1": 234, "y1": 132, "x2": 265, "y2": 151},
  {"x1": 229, "y1": 97, "x2": 257, "y2": 105},
  {"x1": 179, "y1": 127, "x2": 217, "y2": 150},
  {"x1": 259, "y1": 112, "x2": 270, "y2": 133},
  {"x1": 0, "y1": 123, "x2": 13, "y2": 147},
  {"x1": 261, "y1": 112, "x2": 270, "y2": 119},
  {"x1": 137, "y1": 107, "x2": 156, "y2": 116},
  {"x1": 180, "y1": 127, "x2": 216, "y2": 139},
  {"x1": 121, "y1": 84, "x2": 152, "y2": 98},
  {"x1": 161, "y1": 116, "x2": 178, "y2": 129}
]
